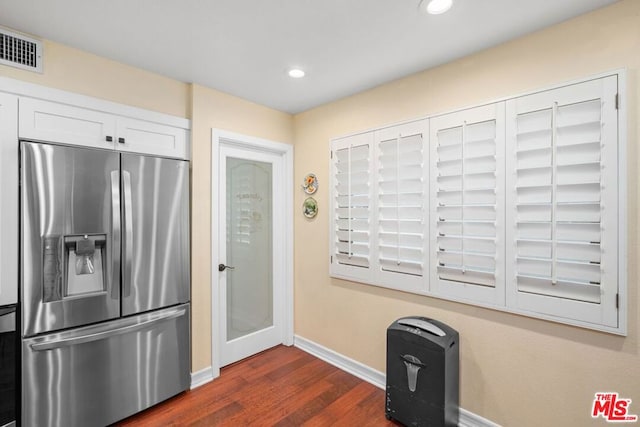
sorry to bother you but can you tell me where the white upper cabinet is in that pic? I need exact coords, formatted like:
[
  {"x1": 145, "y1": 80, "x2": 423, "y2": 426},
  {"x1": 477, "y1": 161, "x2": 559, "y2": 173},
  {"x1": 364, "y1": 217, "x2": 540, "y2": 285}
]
[
  {"x1": 0, "y1": 93, "x2": 18, "y2": 306},
  {"x1": 429, "y1": 103, "x2": 506, "y2": 306},
  {"x1": 18, "y1": 97, "x2": 189, "y2": 159},
  {"x1": 19, "y1": 97, "x2": 117, "y2": 150},
  {"x1": 117, "y1": 117, "x2": 188, "y2": 159},
  {"x1": 505, "y1": 76, "x2": 620, "y2": 329}
]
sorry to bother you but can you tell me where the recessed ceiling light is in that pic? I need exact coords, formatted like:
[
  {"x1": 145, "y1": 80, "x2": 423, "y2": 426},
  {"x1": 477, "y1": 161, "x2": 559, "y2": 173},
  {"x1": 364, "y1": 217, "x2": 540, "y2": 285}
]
[
  {"x1": 288, "y1": 68, "x2": 305, "y2": 78},
  {"x1": 422, "y1": 0, "x2": 453, "y2": 15}
]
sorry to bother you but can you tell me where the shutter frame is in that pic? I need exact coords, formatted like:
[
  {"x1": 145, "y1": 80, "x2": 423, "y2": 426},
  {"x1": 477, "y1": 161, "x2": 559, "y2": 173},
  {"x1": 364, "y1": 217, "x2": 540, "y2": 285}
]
[
  {"x1": 327, "y1": 71, "x2": 625, "y2": 335},
  {"x1": 330, "y1": 132, "x2": 375, "y2": 283},
  {"x1": 374, "y1": 120, "x2": 429, "y2": 293},
  {"x1": 505, "y1": 75, "x2": 619, "y2": 328}
]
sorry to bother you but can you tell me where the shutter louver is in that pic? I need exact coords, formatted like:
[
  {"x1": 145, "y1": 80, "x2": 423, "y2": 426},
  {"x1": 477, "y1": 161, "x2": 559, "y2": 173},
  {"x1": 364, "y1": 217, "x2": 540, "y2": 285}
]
[
  {"x1": 332, "y1": 138, "x2": 372, "y2": 275},
  {"x1": 378, "y1": 133, "x2": 424, "y2": 276},
  {"x1": 430, "y1": 104, "x2": 505, "y2": 305}
]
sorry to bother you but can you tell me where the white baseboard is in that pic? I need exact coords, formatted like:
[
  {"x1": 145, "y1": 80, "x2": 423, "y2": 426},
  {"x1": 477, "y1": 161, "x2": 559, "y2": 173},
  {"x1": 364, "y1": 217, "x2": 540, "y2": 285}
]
[
  {"x1": 459, "y1": 409, "x2": 501, "y2": 427},
  {"x1": 190, "y1": 366, "x2": 215, "y2": 389},
  {"x1": 294, "y1": 335, "x2": 500, "y2": 427},
  {"x1": 294, "y1": 334, "x2": 386, "y2": 388}
]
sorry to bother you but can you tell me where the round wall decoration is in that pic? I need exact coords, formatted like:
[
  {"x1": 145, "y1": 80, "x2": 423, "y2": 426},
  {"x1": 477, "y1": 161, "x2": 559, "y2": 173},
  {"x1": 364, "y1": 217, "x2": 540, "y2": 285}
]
[
  {"x1": 303, "y1": 197, "x2": 318, "y2": 218},
  {"x1": 302, "y1": 173, "x2": 318, "y2": 194}
]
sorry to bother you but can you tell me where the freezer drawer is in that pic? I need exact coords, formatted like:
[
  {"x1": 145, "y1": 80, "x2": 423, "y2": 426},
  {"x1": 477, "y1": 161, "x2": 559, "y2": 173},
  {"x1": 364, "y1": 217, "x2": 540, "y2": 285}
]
[{"x1": 21, "y1": 304, "x2": 190, "y2": 427}]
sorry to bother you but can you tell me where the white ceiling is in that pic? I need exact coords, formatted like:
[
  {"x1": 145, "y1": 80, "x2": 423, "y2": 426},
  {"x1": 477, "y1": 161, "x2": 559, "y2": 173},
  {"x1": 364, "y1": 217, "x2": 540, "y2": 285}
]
[{"x1": 0, "y1": 0, "x2": 618, "y2": 114}]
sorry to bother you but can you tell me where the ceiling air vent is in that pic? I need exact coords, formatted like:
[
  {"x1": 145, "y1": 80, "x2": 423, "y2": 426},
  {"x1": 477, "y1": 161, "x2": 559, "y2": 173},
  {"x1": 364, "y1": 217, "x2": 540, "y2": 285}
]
[{"x1": 0, "y1": 27, "x2": 43, "y2": 73}]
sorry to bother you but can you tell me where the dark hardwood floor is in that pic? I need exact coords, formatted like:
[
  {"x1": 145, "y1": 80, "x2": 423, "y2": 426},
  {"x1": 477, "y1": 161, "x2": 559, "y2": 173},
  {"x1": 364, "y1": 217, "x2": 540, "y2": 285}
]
[{"x1": 117, "y1": 345, "x2": 398, "y2": 426}]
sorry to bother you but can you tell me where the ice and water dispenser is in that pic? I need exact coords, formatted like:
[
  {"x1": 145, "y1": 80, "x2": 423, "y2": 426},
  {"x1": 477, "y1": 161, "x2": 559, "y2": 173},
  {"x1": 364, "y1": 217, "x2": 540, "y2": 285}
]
[
  {"x1": 386, "y1": 317, "x2": 459, "y2": 426},
  {"x1": 43, "y1": 233, "x2": 107, "y2": 301}
]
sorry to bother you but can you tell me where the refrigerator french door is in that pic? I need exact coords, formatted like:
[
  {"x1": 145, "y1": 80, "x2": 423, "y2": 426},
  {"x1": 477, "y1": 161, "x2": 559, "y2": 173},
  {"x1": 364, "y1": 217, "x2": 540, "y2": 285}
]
[{"x1": 20, "y1": 141, "x2": 190, "y2": 427}]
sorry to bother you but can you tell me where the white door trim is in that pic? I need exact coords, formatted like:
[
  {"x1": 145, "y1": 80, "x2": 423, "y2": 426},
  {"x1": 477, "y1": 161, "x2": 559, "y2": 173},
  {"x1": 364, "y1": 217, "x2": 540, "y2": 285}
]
[{"x1": 210, "y1": 128, "x2": 294, "y2": 378}]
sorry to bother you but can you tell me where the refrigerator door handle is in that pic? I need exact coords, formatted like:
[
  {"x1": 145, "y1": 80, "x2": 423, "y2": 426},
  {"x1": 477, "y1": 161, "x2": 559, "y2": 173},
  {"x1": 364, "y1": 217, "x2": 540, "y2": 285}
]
[
  {"x1": 110, "y1": 170, "x2": 121, "y2": 299},
  {"x1": 29, "y1": 306, "x2": 187, "y2": 351},
  {"x1": 122, "y1": 170, "x2": 134, "y2": 297}
]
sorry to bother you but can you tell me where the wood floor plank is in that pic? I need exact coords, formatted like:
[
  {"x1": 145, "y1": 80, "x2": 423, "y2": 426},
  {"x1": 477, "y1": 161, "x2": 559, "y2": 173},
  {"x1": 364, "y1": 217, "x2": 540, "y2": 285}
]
[
  {"x1": 301, "y1": 382, "x2": 379, "y2": 426},
  {"x1": 220, "y1": 359, "x2": 337, "y2": 426},
  {"x1": 331, "y1": 389, "x2": 388, "y2": 427},
  {"x1": 115, "y1": 345, "x2": 397, "y2": 426},
  {"x1": 275, "y1": 370, "x2": 363, "y2": 426},
  {"x1": 189, "y1": 401, "x2": 245, "y2": 427}
]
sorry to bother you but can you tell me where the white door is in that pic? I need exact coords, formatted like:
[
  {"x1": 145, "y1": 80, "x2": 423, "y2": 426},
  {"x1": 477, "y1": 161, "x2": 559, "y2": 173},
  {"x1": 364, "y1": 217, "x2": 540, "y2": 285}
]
[{"x1": 217, "y1": 140, "x2": 288, "y2": 367}]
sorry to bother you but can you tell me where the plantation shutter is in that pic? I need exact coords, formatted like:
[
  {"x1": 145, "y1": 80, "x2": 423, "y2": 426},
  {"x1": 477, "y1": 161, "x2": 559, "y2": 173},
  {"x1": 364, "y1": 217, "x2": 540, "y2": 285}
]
[
  {"x1": 505, "y1": 76, "x2": 619, "y2": 327},
  {"x1": 330, "y1": 132, "x2": 374, "y2": 282},
  {"x1": 375, "y1": 120, "x2": 428, "y2": 292},
  {"x1": 430, "y1": 103, "x2": 505, "y2": 305}
]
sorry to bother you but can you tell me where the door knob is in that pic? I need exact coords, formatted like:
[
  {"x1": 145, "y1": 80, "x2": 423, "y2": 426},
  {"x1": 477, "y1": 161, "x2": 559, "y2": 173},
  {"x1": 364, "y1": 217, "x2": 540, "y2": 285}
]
[{"x1": 218, "y1": 263, "x2": 235, "y2": 272}]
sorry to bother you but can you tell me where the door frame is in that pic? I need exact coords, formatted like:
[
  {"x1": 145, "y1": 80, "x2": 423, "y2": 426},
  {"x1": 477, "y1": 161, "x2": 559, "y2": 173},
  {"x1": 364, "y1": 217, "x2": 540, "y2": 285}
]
[{"x1": 210, "y1": 129, "x2": 294, "y2": 378}]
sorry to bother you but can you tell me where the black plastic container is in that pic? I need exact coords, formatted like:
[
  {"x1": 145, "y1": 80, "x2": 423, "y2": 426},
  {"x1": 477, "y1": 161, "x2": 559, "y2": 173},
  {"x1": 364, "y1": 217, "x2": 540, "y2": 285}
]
[{"x1": 386, "y1": 317, "x2": 459, "y2": 426}]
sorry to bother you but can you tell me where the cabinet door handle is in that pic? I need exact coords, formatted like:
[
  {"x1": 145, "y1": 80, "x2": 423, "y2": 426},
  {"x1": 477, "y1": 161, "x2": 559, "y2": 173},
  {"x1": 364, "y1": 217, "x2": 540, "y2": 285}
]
[
  {"x1": 118, "y1": 137, "x2": 126, "y2": 144},
  {"x1": 106, "y1": 136, "x2": 113, "y2": 142}
]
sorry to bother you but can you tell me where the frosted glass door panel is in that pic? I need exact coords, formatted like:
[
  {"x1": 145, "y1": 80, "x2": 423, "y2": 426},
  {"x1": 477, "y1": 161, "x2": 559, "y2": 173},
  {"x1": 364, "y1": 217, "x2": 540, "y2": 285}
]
[{"x1": 226, "y1": 157, "x2": 273, "y2": 341}]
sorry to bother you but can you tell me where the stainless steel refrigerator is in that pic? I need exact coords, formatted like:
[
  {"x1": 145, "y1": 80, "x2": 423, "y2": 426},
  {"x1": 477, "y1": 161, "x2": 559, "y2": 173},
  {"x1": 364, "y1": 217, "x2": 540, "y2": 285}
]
[{"x1": 20, "y1": 141, "x2": 190, "y2": 427}]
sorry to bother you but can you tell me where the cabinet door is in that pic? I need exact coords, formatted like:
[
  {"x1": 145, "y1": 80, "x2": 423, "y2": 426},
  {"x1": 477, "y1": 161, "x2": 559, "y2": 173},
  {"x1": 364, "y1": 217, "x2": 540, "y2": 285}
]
[
  {"x1": 0, "y1": 93, "x2": 18, "y2": 306},
  {"x1": 116, "y1": 117, "x2": 189, "y2": 159},
  {"x1": 19, "y1": 97, "x2": 117, "y2": 149}
]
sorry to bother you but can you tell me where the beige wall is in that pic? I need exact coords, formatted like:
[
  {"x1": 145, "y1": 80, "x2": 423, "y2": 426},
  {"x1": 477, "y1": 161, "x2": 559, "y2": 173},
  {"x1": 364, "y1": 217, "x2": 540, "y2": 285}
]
[
  {"x1": 0, "y1": 40, "x2": 190, "y2": 117},
  {"x1": 293, "y1": 1, "x2": 639, "y2": 426},
  {"x1": 190, "y1": 84, "x2": 293, "y2": 370}
]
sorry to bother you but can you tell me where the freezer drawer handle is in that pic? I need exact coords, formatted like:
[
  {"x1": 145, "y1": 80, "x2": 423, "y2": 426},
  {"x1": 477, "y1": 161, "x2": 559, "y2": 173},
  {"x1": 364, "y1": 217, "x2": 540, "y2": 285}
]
[{"x1": 29, "y1": 307, "x2": 186, "y2": 351}]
